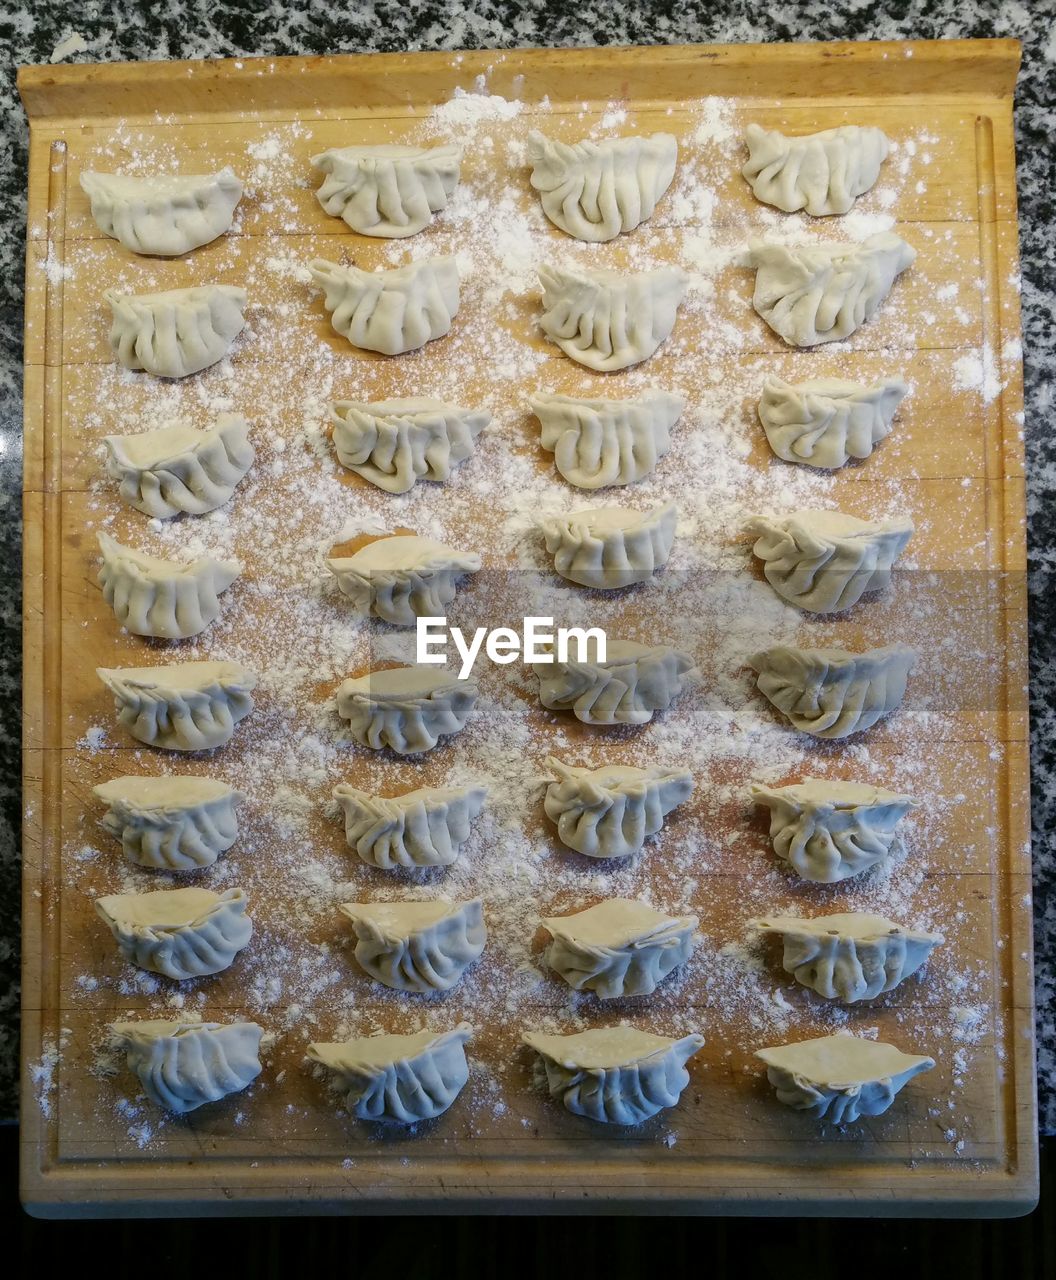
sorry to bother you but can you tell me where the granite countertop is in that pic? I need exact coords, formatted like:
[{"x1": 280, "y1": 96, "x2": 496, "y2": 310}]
[{"x1": 0, "y1": 2, "x2": 1053, "y2": 1132}]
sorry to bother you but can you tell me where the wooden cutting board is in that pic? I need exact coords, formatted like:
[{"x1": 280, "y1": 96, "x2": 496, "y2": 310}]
[{"x1": 18, "y1": 39, "x2": 1036, "y2": 1216}]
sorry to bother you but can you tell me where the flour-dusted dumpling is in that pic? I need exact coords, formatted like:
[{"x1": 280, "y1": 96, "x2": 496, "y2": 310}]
[
  {"x1": 310, "y1": 256, "x2": 459, "y2": 355},
  {"x1": 312, "y1": 143, "x2": 461, "y2": 237},
  {"x1": 104, "y1": 415, "x2": 255, "y2": 518},
  {"x1": 538, "y1": 264, "x2": 688, "y2": 372},
  {"x1": 742, "y1": 124, "x2": 889, "y2": 216},
  {"x1": 544, "y1": 758, "x2": 693, "y2": 858},
  {"x1": 330, "y1": 398, "x2": 489, "y2": 493},
  {"x1": 752, "y1": 911, "x2": 942, "y2": 1003},
  {"x1": 527, "y1": 130, "x2": 678, "y2": 242},
  {"x1": 97, "y1": 532, "x2": 241, "y2": 640},
  {"x1": 105, "y1": 284, "x2": 248, "y2": 378},
  {"x1": 746, "y1": 510, "x2": 914, "y2": 614},
  {"x1": 524, "y1": 1027, "x2": 704, "y2": 1125},
  {"x1": 749, "y1": 644, "x2": 914, "y2": 739},
  {"x1": 747, "y1": 232, "x2": 916, "y2": 347},
  {"x1": 758, "y1": 375, "x2": 908, "y2": 469},
  {"x1": 339, "y1": 899, "x2": 486, "y2": 993},
  {"x1": 328, "y1": 534, "x2": 481, "y2": 624},
  {"x1": 336, "y1": 666, "x2": 478, "y2": 754},
  {"x1": 532, "y1": 389, "x2": 686, "y2": 489},
  {"x1": 308, "y1": 1024, "x2": 472, "y2": 1123},
  {"x1": 333, "y1": 783, "x2": 486, "y2": 869},
  {"x1": 756, "y1": 1034, "x2": 935, "y2": 1124},
  {"x1": 534, "y1": 638, "x2": 695, "y2": 726},
  {"x1": 95, "y1": 886, "x2": 252, "y2": 979},
  {"x1": 750, "y1": 779, "x2": 919, "y2": 883},
  {"x1": 93, "y1": 774, "x2": 245, "y2": 871},
  {"x1": 542, "y1": 899, "x2": 697, "y2": 999},
  {"x1": 97, "y1": 660, "x2": 256, "y2": 751},
  {"x1": 112, "y1": 1019, "x2": 263, "y2": 1113},
  {"x1": 81, "y1": 168, "x2": 244, "y2": 256},
  {"x1": 541, "y1": 503, "x2": 677, "y2": 590}
]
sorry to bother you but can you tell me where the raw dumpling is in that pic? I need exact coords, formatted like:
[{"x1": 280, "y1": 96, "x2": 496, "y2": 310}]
[
  {"x1": 542, "y1": 899, "x2": 697, "y2": 998},
  {"x1": 112, "y1": 1019, "x2": 263, "y2": 1113},
  {"x1": 541, "y1": 502, "x2": 677, "y2": 589},
  {"x1": 527, "y1": 130, "x2": 678, "y2": 242},
  {"x1": 310, "y1": 256, "x2": 459, "y2": 355},
  {"x1": 330, "y1": 398, "x2": 489, "y2": 493},
  {"x1": 105, "y1": 284, "x2": 248, "y2": 378},
  {"x1": 333, "y1": 783, "x2": 486, "y2": 869},
  {"x1": 336, "y1": 666, "x2": 478, "y2": 754},
  {"x1": 104, "y1": 415, "x2": 255, "y2": 518},
  {"x1": 538, "y1": 264, "x2": 687, "y2": 372},
  {"x1": 749, "y1": 644, "x2": 914, "y2": 739},
  {"x1": 95, "y1": 886, "x2": 252, "y2": 979},
  {"x1": 93, "y1": 774, "x2": 245, "y2": 871},
  {"x1": 755, "y1": 1034, "x2": 934, "y2": 1124},
  {"x1": 758, "y1": 375, "x2": 908, "y2": 470},
  {"x1": 308, "y1": 1024, "x2": 472, "y2": 1123},
  {"x1": 97, "y1": 660, "x2": 256, "y2": 751},
  {"x1": 523, "y1": 1026, "x2": 704, "y2": 1124},
  {"x1": 544, "y1": 758, "x2": 693, "y2": 858},
  {"x1": 328, "y1": 534, "x2": 481, "y2": 624},
  {"x1": 750, "y1": 779, "x2": 919, "y2": 883},
  {"x1": 752, "y1": 911, "x2": 942, "y2": 1002},
  {"x1": 532, "y1": 389, "x2": 686, "y2": 489},
  {"x1": 97, "y1": 532, "x2": 241, "y2": 639},
  {"x1": 81, "y1": 168, "x2": 244, "y2": 256},
  {"x1": 742, "y1": 124, "x2": 889, "y2": 216},
  {"x1": 312, "y1": 143, "x2": 461, "y2": 237},
  {"x1": 746, "y1": 232, "x2": 915, "y2": 347},
  {"x1": 534, "y1": 638, "x2": 695, "y2": 725},
  {"x1": 339, "y1": 898, "x2": 486, "y2": 993},
  {"x1": 746, "y1": 510, "x2": 913, "y2": 614}
]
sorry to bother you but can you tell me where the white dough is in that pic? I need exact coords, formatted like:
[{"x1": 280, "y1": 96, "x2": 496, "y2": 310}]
[
  {"x1": 95, "y1": 886, "x2": 252, "y2": 979},
  {"x1": 540, "y1": 503, "x2": 677, "y2": 589},
  {"x1": 758, "y1": 375, "x2": 907, "y2": 469},
  {"x1": 105, "y1": 284, "x2": 247, "y2": 378},
  {"x1": 533, "y1": 637, "x2": 694, "y2": 725},
  {"x1": 112, "y1": 1019, "x2": 263, "y2": 1113},
  {"x1": 339, "y1": 899, "x2": 486, "y2": 993},
  {"x1": 544, "y1": 758, "x2": 693, "y2": 858},
  {"x1": 93, "y1": 774, "x2": 245, "y2": 871},
  {"x1": 333, "y1": 783, "x2": 486, "y2": 869},
  {"x1": 328, "y1": 534, "x2": 481, "y2": 624},
  {"x1": 336, "y1": 666, "x2": 478, "y2": 754},
  {"x1": 312, "y1": 143, "x2": 461, "y2": 237},
  {"x1": 97, "y1": 660, "x2": 256, "y2": 751},
  {"x1": 742, "y1": 124, "x2": 889, "y2": 216},
  {"x1": 532, "y1": 390, "x2": 686, "y2": 488},
  {"x1": 81, "y1": 168, "x2": 243, "y2": 256},
  {"x1": 310, "y1": 256, "x2": 459, "y2": 354}
]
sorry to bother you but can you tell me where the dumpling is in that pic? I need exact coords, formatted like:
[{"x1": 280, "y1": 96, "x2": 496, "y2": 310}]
[
  {"x1": 755, "y1": 1034, "x2": 934, "y2": 1124},
  {"x1": 523, "y1": 1027, "x2": 704, "y2": 1124},
  {"x1": 746, "y1": 510, "x2": 914, "y2": 614},
  {"x1": 312, "y1": 143, "x2": 461, "y2": 237},
  {"x1": 527, "y1": 130, "x2": 678, "y2": 242},
  {"x1": 80, "y1": 168, "x2": 244, "y2": 256},
  {"x1": 104, "y1": 415, "x2": 255, "y2": 518},
  {"x1": 95, "y1": 886, "x2": 252, "y2": 979},
  {"x1": 542, "y1": 899, "x2": 697, "y2": 998},
  {"x1": 742, "y1": 124, "x2": 889, "y2": 216},
  {"x1": 336, "y1": 666, "x2": 478, "y2": 754},
  {"x1": 544, "y1": 758, "x2": 693, "y2": 858},
  {"x1": 309, "y1": 256, "x2": 459, "y2": 355},
  {"x1": 746, "y1": 232, "x2": 916, "y2": 347},
  {"x1": 111, "y1": 1019, "x2": 263, "y2": 1113},
  {"x1": 105, "y1": 284, "x2": 248, "y2": 378},
  {"x1": 93, "y1": 774, "x2": 245, "y2": 871},
  {"x1": 758, "y1": 375, "x2": 908, "y2": 469},
  {"x1": 538, "y1": 264, "x2": 688, "y2": 372},
  {"x1": 534, "y1": 638, "x2": 695, "y2": 725},
  {"x1": 308, "y1": 1024, "x2": 472, "y2": 1123},
  {"x1": 328, "y1": 534, "x2": 481, "y2": 623},
  {"x1": 532, "y1": 389, "x2": 686, "y2": 488},
  {"x1": 749, "y1": 644, "x2": 914, "y2": 739},
  {"x1": 97, "y1": 532, "x2": 241, "y2": 639},
  {"x1": 541, "y1": 503, "x2": 677, "y2": 590},
  {"x1": 97, "y1": 660, "x2": 256, "y2": 751},
  {"x1": 330, "y1": 399, "x2": 489, "y2": 493},
  {"x1": 339, "y1": 898, "x2": 486, "y2": 993},
  {"x1": 752, "y1": 911, "x2": 942, "y2": 1002},
  {"x1": 333, "y1": 783, "x2": 486, "y2": 869},
  {"x1": 750, "y1": 779, "x2": 919, "y2": 883}
]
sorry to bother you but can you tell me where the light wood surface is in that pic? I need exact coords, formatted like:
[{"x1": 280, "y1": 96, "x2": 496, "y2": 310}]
[{"x1": 18, "y1": 39, "x2": 1036, "y2": 1217}]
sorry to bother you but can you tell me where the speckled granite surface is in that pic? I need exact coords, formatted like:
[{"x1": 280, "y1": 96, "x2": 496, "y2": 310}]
[{"x1": 0, "y1": 1, "x2": 1053, "y2": 1131}]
